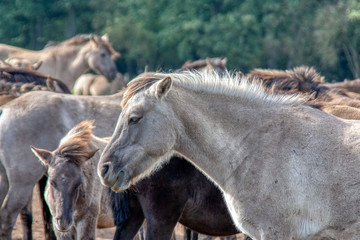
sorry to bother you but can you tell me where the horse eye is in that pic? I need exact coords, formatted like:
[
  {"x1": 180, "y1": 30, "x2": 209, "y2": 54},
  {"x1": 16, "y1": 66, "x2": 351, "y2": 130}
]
[
  {"x1": 101, "y1": 53, "x2": 106, "y2": 57},
  {"x1": 129, "y1": 117, "x2": 142, "y2": 125}
]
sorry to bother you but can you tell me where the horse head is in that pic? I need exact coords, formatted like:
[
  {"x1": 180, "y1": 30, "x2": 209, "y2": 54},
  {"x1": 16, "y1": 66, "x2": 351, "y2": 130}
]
[
  {"x1": 30, "y1": 121, "x2": 98, "y2": 232},
  {"x1": 87, "y1": 34, "x2": 120, "y2": 82},
  {"x1": 98, "y1": 73, "x2": 176, "y2": 191}
]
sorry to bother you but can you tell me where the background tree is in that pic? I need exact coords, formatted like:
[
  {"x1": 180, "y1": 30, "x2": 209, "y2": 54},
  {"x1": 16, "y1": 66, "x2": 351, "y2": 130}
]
[{"x1": 1, "y1": 0, "x2": 360, "y2": 81}]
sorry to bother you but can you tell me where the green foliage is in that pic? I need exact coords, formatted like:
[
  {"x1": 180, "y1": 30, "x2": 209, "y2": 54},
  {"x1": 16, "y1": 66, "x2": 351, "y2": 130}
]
[{"x1": 1, "y1": 0, "x2": 360, "y2": 81}]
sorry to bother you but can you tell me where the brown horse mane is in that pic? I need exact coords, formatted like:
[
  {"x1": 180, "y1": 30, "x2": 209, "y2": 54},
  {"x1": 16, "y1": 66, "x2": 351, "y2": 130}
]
[
  {"x1": 59, "y1": 34, "x2": 119, "y2": 58},
  {"x1": 246, "y1": 66, "x2": 324, "y2": 93},
  {"x1": 56, "y1": 120, "x2": 97, "y2": 166}
]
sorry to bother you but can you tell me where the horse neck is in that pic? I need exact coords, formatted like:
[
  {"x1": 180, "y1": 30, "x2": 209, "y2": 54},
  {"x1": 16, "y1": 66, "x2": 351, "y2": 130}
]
[
  {"x1": 40, "y1": 43, "x2": 91, "y2": 89},
  {"x1": 169, "y1": 86, "x2": 276, "y2": 187}
]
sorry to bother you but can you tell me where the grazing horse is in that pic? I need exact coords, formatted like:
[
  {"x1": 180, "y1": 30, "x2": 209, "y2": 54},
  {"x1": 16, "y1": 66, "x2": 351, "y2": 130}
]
[
  {"x1": 0, "y1": 91, "x2": 123, "y2": 239},
  {"x1": 0, "y1": 34, "x2": 119, "y2": 88},
  {"x1": 31, "y1": 121, "x2": 116, "y2": 240},
  {"x1": 99, "y1": 71, "x2": 360, "y2": 240}
]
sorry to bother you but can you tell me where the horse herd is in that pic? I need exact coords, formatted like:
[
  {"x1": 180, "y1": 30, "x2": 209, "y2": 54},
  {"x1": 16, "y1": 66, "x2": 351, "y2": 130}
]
[{"x1": 1, "y1": 34, "x2": 360, "y2": 240}]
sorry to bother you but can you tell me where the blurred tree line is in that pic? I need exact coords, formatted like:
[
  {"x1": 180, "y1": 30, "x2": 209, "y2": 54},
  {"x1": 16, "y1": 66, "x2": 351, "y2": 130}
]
[{"x1": 0, "y1": 0, "x2": 360, "y2": 82}]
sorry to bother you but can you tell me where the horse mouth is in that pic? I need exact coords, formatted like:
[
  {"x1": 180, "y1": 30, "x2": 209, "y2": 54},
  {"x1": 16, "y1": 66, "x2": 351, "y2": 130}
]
[
  {"x1": 110, "y1": 179, "x2": 131, "y2": 192},
  {"x1": 99, "y1": 163, "x2": 131, "y2": 191},
  {"x1": 54, "y1": 220, "x2": 72, "y2": 232}
]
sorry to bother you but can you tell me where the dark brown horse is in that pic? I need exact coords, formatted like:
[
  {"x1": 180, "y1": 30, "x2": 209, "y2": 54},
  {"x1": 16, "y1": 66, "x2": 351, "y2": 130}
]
[{"x1": 110, "y1": 156, "x2": 248, "y2": 240}]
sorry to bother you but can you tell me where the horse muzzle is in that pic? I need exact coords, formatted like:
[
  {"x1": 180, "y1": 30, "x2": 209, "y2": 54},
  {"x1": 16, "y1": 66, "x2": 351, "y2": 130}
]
[
  {"x1": 98, "y1": 162, "x2": 130, "y2": 191},
  {"x1": 54, "y1": 217, "x2": 73, "y2": 232}
]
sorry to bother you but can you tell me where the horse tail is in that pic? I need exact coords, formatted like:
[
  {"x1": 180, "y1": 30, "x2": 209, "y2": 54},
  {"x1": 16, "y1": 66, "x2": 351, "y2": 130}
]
[
  {"x1": 51, "y1": 78, "x2": 71, "y2": 94},
  {"x1": 108, "y1": 188, "x2": 131, "y2": 226}
]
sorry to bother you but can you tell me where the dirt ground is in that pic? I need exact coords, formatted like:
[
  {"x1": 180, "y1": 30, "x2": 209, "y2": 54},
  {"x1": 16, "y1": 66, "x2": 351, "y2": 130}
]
[{"x1": 12, "y1": 184, "x2": 244, "y2": 240}]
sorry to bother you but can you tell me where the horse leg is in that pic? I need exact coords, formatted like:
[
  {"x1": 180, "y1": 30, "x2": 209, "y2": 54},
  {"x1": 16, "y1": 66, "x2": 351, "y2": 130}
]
[
  {"x1": 0, "y1": 161, "x2": 8, "y2": 205},
  {"x1": 113, "y1": 193, "x2": 145, "y2": 240},
  {"x1": 19, "y1": 192, "x2": 33, "y2": 240},
  {"x1": 0, "y1": 184, "x2": 35, "y2": 240},
  {"x1": 38, "y1": 175, "x2": 56, "y2": 240},
  {"x1": 143, "y1": 209, "x2": 182, "y2": 240}
]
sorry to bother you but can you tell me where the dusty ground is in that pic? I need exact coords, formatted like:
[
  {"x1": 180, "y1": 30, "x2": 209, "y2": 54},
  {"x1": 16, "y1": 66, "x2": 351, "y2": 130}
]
[{"x1": 12, "y1": 184, "x2": 244, "y2": 240}]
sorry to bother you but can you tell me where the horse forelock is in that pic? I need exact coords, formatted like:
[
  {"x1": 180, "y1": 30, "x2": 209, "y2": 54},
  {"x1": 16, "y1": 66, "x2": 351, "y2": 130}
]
[
  {"x1": 121, "y1": 72, "x2": 164, "y2": 108},
  {"x1": 56, "y1": 120, "x2": 96, "y2": 166},
  {"x1": 122, "y1": 71, "x2": 304, "y2": 109}
]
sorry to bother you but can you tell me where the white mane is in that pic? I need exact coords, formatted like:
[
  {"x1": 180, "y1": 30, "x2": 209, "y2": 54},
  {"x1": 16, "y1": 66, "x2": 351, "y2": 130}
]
[{"x1": 168, "y1": 71, "x2": 306, "y2": 105}]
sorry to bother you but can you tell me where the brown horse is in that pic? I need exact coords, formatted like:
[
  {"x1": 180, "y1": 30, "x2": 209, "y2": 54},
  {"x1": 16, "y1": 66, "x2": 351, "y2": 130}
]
[
  {"x1": 0, "y1": 34, "x2": 119, "y2": 88},
  {"x1": 246, "y1": 66, "x2": 360, "y2": 120},
  {"x1": 31, "y1": 121, "x2": 115, "y2": 240}
]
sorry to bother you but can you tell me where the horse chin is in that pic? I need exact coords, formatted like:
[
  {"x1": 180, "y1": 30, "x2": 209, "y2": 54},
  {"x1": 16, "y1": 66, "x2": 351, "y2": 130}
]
[
  {"x1": 55, "y1": 221, "x2": 72, "y2": 232},
  {"x1": 111, "y1": 180, "x2": 131, "y2": 192}
]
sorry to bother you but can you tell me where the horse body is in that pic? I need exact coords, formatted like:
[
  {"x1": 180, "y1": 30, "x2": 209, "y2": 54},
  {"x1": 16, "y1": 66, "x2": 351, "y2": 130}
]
[
  {"x1": 0, "y1": 34, "x2": 119, "y2": 89},
  {"x1": 99, "y1": 72, "x2": 360, "y2": 240},
  {"x1": 0, "y1": 91, "x2": 123, "y2": 239}
]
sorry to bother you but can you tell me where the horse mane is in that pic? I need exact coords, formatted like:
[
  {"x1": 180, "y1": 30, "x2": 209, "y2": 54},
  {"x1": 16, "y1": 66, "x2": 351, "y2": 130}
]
[
  {"x1": 61, "y1": 34, "x2": 93, "y2": 46},
  {"x1": 56, "y1": 120, "x2": 97, "y2": 166},
  {"x1": 246, "y1": 66, "x2": 324, "y2": 93},
  {"x1": 122, "y1": 71, "x2": 304, "y2": 108},
  {"x1": 0, "y1": 67, "x2": 71, "y2": 93},
  {"x1": 108, "y1": 188, "x2": 131, "y2": 226},
  {"x1": 60, "y1": 34, "x2": 119, "y2": 58}
]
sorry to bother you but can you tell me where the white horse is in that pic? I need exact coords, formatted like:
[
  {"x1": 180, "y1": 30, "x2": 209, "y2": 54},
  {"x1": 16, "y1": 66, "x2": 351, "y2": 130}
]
[{"x1": 98, "y1": 71, "x2": 360, "y2": 240}]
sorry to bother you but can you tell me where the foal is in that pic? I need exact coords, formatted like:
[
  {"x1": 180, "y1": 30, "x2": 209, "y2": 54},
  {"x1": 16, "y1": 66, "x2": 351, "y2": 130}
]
[{"x1": 31, "y1": 121, "x2": 115, "y2": 240}]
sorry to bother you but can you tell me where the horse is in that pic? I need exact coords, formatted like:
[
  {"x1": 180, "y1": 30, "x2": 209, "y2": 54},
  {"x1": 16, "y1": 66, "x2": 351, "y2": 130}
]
[
  {"x1": 0, "y1": 33, "x2": 119, "y2": 89},
  {"x1": 176, "y1": 57, "x2": 228, "y2": 76},
  {"x1": 31, "y1": 120, "x2": 245, "y2": 240},
  {"x1": 99, "y1": 71, "x2": 360, "y2": 240},
  {"x1": 30, "y1": 121, "x2": 116, "y2": 240},
  {"x1": 73, "y1": 72, "x2": 127, "y2": 96},
  {"x1": 0, "y1": 91, "x2": 123, "y2": 239}
]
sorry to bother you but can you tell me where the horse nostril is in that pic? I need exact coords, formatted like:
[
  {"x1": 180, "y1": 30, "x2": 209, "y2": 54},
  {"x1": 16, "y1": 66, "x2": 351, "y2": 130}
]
[{"x1": 101, "y1": 165, "x2": 110, "y2": 177}]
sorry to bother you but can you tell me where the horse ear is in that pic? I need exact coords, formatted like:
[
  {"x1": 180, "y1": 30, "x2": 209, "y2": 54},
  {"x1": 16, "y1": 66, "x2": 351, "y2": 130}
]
[
  {"x1": 90, "y1": 34, "x2": 98, "y2": 47},
  {"x1": 101, "y1": 33, "x2": 109, "y2": 42},
  {"x1": 32, "y1": 60, "x2": 42, "y2": 70},
  {"x1": 221, "y1": 58, "x2": 227, "y2": 65},
  {"x1": 30, "y1": 146, "x2": 53, "y2": 166},
  {"x1": 155, "y1": 77, "x2": 172, "y2": 100}
]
